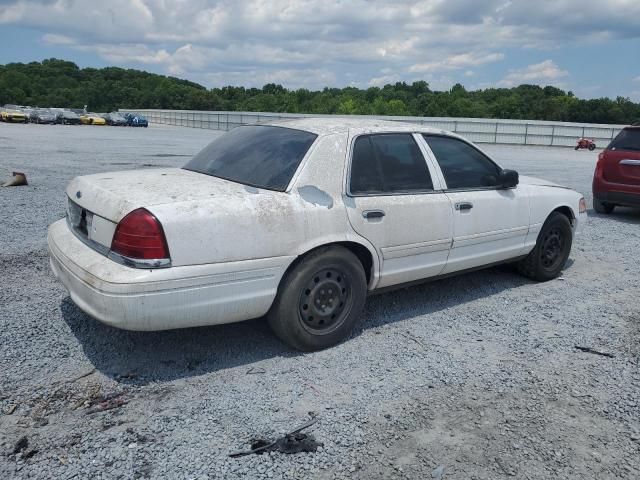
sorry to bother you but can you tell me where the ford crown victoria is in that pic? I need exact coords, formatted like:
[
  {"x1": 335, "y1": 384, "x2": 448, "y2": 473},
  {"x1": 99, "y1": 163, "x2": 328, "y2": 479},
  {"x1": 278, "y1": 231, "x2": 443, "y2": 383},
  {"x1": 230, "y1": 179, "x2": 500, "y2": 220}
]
[{"x1": 48, "y1": 119, "x2": 586, "y2": 350}]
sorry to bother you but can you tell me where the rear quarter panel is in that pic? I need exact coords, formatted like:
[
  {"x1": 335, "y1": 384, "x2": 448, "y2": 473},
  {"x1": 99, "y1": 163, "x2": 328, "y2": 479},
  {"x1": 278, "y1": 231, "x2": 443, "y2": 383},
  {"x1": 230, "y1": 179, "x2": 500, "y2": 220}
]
[{"x1": 150, "y1": 132, "x2": 378, "y2": 278}]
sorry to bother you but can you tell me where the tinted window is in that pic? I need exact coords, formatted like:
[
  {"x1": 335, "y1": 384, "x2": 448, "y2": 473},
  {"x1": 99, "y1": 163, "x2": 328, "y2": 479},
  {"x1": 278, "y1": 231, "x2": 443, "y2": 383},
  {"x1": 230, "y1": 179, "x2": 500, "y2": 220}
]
[
  {"x1": 424, "y1": 135, "x2": 500, "y2": 189},
  {"x1": 184, "y1": 125, "x2": 317, "y2": 191},
  {"x1": 608, "y1": 129, "x2": 640, "y2": 152},
  {"x1": 350, "y1": 134, "x2": 433, "y2": 194}
]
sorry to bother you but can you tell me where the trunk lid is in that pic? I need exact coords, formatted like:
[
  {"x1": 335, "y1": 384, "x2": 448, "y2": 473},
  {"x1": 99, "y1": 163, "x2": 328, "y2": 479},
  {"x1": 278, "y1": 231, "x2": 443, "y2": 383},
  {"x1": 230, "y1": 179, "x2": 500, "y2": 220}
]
[{"x1": 67, "y1": 168, "x2": 252, "y2": 222}]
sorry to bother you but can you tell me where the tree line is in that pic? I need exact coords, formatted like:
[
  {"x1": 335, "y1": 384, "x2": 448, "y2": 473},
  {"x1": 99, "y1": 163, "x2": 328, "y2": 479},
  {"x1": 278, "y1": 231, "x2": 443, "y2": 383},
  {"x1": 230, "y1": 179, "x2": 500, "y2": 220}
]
[{"x1": 1, "y1": 58, "x2": 638, "y2": 125}]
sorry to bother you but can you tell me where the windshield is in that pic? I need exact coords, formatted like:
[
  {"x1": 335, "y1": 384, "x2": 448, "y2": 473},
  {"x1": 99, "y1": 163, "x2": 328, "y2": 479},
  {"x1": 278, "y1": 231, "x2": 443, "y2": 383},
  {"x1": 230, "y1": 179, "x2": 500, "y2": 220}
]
[
  {"x1": 608, "y1": 129, "x2": 640, "y2": 152},
  {"x1": 184, "y1": 125, "x2": 317, "y2": 191}
]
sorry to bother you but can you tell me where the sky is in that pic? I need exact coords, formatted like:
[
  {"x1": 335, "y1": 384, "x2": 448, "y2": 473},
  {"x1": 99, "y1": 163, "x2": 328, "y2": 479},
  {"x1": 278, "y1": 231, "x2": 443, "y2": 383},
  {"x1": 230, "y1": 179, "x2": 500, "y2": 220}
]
[{"x1": 0, "y1": 0, "x2": 639, "y2": 100}]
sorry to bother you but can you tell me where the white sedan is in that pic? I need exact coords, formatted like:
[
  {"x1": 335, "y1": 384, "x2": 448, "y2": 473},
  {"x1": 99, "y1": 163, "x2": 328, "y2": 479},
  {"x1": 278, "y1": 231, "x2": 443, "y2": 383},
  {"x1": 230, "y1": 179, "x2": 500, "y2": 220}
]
[{"x1": 48, "y1": 118, "x2": 587, "y2": 350}]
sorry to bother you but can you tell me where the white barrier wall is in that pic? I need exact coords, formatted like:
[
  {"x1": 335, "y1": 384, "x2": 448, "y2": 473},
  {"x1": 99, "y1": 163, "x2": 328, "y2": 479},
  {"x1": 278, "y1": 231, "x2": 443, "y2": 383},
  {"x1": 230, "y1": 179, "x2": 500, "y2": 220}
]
[{"x1": 120, "y1": 109, "x2": 627, "y2": 147}]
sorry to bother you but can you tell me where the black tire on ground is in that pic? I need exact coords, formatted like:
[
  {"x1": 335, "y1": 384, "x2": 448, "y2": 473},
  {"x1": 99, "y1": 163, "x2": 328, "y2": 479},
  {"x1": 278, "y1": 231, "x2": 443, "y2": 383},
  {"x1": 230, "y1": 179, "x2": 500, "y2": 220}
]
[
  {"x1": 267, "y1": 245, "x2": 367, "y2": 351},
  {"x1": 574, "y1": 146, "x2": 579, "y2": 150},
  {"x1": 593, "y1": 197, "x2": 615, "y2": 214},
  {"x1": 517, "y1": 212, "x2": 573, "y2": 282},
  {"x1": 588, "y1": 143, "x2": 596, "y2": 151}
]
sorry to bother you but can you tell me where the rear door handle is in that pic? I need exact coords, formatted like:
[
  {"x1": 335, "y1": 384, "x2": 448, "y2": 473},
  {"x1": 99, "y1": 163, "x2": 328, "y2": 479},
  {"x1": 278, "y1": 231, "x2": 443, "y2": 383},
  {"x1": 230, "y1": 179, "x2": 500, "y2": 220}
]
[
  {"x1": 363, "y1": 210, "x2": 386, "y2": 219},
  {"x1": 455, "y1": 202, "x2": 473, "y2": 211}
]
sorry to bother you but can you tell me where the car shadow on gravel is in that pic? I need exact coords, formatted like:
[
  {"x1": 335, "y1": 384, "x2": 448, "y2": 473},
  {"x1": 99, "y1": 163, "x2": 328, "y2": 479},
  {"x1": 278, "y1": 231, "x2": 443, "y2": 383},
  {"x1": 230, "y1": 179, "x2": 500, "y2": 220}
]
[
  {"x1": 588, "y1": 207, "x2": 640, "y2": 224},
  {"x1": 60, "y1": 264, "x2": 533, "y2": 386}
]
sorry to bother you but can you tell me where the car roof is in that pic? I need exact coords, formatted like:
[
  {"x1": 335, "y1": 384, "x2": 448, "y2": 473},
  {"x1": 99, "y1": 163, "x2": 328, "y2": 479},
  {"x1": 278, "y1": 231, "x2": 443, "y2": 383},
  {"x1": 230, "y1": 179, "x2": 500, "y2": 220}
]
[{"x1": 266, "y1": 117, "x2": 454, "y2": 137}]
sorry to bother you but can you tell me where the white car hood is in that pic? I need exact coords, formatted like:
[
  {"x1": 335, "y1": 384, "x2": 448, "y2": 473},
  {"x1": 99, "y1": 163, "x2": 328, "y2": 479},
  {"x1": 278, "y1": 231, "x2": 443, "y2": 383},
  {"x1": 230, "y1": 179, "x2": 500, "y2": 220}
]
[{"x1": 518, "y1": 175, "x2": 571, "y2": 190}]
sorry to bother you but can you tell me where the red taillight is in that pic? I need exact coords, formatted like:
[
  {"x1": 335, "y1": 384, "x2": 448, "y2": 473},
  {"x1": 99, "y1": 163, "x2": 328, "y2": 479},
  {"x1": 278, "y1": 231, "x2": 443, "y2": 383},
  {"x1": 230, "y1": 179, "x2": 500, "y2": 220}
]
[
  {"x1": 595, "y1": 152, "x2": 606, "y2": 178},
  {"x1": 111, "y1": 208, "x2": 170, "y2": 260}
]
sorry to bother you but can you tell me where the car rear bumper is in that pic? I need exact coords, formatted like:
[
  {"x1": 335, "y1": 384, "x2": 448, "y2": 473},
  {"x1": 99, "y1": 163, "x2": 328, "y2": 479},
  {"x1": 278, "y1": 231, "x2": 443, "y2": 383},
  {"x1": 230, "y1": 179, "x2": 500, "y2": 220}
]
[
  {"x1": 48, "y1": 219, "x2": 293, "y2": 331},
  {"x1": 594, "y1": 190, "x2": 640, "y2": 207}
]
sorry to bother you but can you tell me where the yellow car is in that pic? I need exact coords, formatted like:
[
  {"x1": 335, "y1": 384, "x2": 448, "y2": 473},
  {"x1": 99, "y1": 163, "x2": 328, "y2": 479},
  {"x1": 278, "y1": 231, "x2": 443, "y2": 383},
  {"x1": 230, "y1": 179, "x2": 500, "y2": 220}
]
[
  {"x1": 80, "y1": 113, "x2": 106, "y2": 125},
  {"x1": 1, "y1": 108, "x2": 29, "y2": 123}
]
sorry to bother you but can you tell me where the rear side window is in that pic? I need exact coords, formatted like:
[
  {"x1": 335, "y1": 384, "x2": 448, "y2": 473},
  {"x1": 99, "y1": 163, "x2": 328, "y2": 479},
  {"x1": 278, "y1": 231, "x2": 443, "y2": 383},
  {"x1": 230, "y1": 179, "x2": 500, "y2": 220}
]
[
  {"x1": 424, "y1": 135, "x2": 501, "y2": 189},
  {"x1": 184, "y1": 125, "x2": 317, "y2": 191},
  {"x1": 608, "y1": 129, "x2": 640, "y2": 152},
  {"x1": 350, "y1": 134, "x2": 433, "y2": 195}
]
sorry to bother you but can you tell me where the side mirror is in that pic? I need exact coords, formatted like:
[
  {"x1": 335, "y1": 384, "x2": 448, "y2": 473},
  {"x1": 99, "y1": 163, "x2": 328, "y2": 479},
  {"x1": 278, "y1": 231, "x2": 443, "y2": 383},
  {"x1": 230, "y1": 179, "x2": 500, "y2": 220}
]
[{"x1": 498, "y1": 169, "x2": 519, "y2": 189}]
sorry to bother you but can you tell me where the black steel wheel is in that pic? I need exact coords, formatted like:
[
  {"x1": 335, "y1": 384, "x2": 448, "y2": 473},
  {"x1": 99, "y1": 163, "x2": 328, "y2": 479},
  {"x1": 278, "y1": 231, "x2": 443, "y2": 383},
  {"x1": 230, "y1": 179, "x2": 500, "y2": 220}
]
[
  {"x1": 539, "y1": 226, "x2": 565, "y2": 271},
  {"x1": 298, "y1": 267, "x2": 352, "y2": 335},
  {"x1": 268, "y1": 246, "x2": 367, "y2": 351},
  {"x1": 517, "y1": 212, "x2": 573, "y2": 281}
]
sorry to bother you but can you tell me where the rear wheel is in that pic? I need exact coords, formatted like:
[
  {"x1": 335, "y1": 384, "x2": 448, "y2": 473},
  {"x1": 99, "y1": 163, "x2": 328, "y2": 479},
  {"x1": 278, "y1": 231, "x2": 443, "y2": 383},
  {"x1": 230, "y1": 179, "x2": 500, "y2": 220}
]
[
  {"x1": 588, "y1": 143, "x2": 596, "y2": 151},
  {"x1": 593, "y1": 197, "x2": 615, "y2": 214},
  {"x1": 267, "y1": 246, "x2": 367, "y2": 351},
  {"x1": 517, "y1": 212, "x2": 573, "y2": 281}
]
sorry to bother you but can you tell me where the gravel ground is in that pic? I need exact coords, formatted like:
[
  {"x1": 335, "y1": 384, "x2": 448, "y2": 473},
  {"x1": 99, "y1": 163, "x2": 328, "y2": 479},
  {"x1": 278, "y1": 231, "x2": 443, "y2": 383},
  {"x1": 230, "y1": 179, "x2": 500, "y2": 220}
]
[{"x1": 1, "y1": 122, "x2": 639, "y2": 479}]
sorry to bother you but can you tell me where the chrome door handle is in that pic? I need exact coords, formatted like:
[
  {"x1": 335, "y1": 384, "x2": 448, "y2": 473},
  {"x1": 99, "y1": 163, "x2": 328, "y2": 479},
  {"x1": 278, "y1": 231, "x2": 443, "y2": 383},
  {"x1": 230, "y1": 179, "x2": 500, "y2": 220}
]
[
  {"x1": 363, "y1": 210, "x2": 386, "y2": 219},
  {"x1": 455, "y1": 202, "x2": 473, "y2": 211},
  {"x1": 620, "y1": 159, "x2": 640, "y2": 166}
]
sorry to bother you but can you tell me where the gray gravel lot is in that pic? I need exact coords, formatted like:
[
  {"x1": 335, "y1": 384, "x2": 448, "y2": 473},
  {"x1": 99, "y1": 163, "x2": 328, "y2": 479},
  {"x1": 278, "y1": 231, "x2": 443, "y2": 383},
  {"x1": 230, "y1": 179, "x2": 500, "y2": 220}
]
[{"x1": 1, "y1": 122, "x2": 639, "y2": 479}]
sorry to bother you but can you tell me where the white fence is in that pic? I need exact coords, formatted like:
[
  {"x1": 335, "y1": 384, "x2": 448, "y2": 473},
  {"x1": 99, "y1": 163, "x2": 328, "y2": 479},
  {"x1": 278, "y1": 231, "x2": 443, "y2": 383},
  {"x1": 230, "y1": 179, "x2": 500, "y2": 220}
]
[{"x1": 120, "y1": 109, "x2": 627, "y2": 148}]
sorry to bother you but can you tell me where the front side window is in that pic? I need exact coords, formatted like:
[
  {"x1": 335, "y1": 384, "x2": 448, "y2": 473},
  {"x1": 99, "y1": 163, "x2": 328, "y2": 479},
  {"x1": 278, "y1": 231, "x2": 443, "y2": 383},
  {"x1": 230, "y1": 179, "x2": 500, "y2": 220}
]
[
  {"x1": 350, "y1": 133, "x2": 433, "y2": 195},
  {"x1": 424, "y1": 135, "x2": 501, "y2": 189},
  {"x1": 184, "y1": 125, "x2": 317, "y2": 191}
]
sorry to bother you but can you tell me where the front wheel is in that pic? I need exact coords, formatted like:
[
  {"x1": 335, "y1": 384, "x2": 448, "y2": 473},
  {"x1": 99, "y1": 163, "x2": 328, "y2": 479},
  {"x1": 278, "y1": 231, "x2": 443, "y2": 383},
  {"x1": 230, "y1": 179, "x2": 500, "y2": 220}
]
[
  {"x1": 517, "y1": 212, "x2": 573, "y2": 281},
  {"x1": 267, "y1": 246, "x2": 367, "y2": 351},
  {"x1": 588, "y1": 143, "x2": 596, "y2": 151}
]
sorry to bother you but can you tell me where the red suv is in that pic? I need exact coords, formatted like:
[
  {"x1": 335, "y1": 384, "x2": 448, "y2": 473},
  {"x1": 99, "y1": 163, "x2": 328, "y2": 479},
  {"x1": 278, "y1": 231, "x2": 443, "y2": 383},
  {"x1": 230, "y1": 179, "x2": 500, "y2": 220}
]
[{"x1": 593, "y1": 124, "x2": 640, "y2": 214}]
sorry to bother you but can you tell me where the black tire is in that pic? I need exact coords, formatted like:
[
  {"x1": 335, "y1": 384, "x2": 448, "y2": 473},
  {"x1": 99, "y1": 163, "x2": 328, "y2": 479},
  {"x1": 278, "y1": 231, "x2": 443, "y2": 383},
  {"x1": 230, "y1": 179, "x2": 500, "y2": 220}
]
[
  {"x1": 593, "y1": 197, "x2": 614, "y2": 214},
  {"x1": 574, "y1": 146, "x2": 579, "y2": 150},
  {"x1": 267, "y1": 246, "x2": 367, "y2": 351},
  {"x1": 517, "y1": 212, "x2": 573, "y2": 282},
  {"x1": 588, "y1": 144, "x2": 596, "y2": 151}
]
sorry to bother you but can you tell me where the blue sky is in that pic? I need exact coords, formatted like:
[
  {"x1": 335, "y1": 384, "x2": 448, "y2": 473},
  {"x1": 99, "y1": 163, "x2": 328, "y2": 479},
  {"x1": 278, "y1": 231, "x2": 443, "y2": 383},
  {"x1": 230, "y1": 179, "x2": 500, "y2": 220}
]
[{"x1": 1, "y1": 1, "x2": 639, "y2": 100}]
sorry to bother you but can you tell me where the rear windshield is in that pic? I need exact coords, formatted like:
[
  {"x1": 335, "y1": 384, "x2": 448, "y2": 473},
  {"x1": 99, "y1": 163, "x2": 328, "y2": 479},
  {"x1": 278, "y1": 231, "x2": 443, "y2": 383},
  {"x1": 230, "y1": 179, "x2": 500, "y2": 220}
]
[
  {"x1": 608, "y1": 128, "x2": 640, "y2": 152},
  {"x1": 184, "y1": 125, "x2": 317, "y2": 191}
]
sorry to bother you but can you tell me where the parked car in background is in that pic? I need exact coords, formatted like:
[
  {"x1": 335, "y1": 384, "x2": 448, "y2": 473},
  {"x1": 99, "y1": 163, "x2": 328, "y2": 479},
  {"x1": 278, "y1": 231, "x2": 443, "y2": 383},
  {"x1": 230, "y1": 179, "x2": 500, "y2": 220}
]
[
  {"x1": 80, "y1": 113, "x2": 106, "y2": 125},
  {"x1": 1, "y1": 107, "x2": 28, "y2": 123},
  {"x1": 55, "y1": 109, "x2": 82, "y2": 125},
  {"x1": 48, "y1": 119, "x2": 586, "y2": 351},
  {"x1": 31, "y1": 108, "x2": 58, "y2": 124},
  {"x1": 104, "y1": 112, "x2": 128, "y2": 126},
  {"x1": 124, "y1": 112, "x2": 149, "y2": 127},
  {"x1": 593, "y1": 124, "x2": 640, "y2": 213}
]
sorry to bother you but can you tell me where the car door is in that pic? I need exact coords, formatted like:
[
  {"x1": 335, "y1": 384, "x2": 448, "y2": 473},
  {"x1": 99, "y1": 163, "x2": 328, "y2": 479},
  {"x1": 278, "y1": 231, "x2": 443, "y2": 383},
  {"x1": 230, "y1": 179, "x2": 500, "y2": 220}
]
[
  {"x1": 345, "y1": 132, "x2": 453, "y2": 289},
  {"x1": 421, "y1": 134, "x2": 529, "y2": 274}
]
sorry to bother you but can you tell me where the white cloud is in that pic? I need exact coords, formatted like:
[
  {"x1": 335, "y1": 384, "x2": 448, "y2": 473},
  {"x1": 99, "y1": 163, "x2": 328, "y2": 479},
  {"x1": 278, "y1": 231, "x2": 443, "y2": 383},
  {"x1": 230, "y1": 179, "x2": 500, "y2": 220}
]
[
  {"x1": 41, "y1": 33, "x2": 75, "y2": 45},
  {"x1": 409, "y1": 52, "x2": 504, "y2": 73},
  {"x1": 498, "y1": 60, "x2": 569, "y2": 87},
  {"x1": 369, "y1": 73, "x2": 402, "y2": 87},
  {"x1": 2, "y1": 1, "x2": 640, "y2": 92}
]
